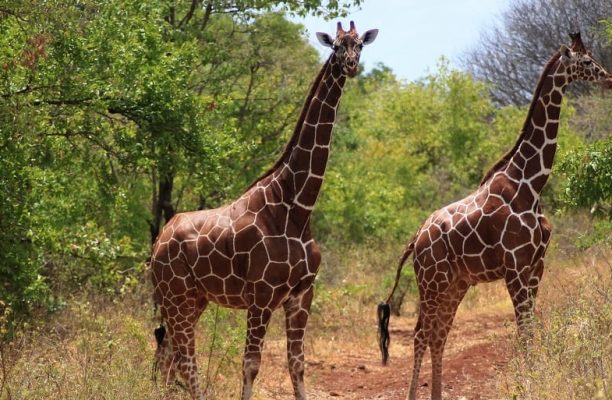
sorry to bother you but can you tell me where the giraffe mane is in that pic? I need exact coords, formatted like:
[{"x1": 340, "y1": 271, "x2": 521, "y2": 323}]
[
  {"x1": 479, "y1": 50, "x2": 562, "y2": 186},
  {"x1": 244, "y1": 56, "x2": 332, "y2": 192}
]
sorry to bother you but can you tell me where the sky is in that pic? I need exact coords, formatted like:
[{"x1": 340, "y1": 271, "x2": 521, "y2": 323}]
[{"x1": 292, "y1": 0, "x2": 512, "y2": 82}]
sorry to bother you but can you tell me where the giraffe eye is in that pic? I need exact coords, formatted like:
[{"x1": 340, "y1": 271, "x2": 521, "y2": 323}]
[{"x1": 582, "y1": 60, "x2": 592, "y2": 66}]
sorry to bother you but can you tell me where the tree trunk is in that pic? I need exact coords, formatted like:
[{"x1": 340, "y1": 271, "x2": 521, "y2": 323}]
[{"x1": 149, "y1": 172, "x2": 175, "y2": 244}]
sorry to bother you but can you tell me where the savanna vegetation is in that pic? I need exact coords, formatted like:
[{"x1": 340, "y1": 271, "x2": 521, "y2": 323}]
[{"x1": 0, "y1": 0, "x2": 610, "y2": 399}]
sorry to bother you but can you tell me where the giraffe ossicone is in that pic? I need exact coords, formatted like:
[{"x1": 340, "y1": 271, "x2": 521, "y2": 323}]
[
  {"x1": 149, "y1": 21, "x2": 377, "y2": 400},
  {"x1": 378, "y1": 32, "x2": 610, "y2": 400}
]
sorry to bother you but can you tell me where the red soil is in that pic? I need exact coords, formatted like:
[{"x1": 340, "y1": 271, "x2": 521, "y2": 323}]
[{"x1": 260, "y1": 311, "x2": 515, "y2": 400}]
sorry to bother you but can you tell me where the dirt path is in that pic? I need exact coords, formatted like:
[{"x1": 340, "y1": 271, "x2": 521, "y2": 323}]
[{"x1": 258, "y1": 310, "x2": 515, "y2": 400}]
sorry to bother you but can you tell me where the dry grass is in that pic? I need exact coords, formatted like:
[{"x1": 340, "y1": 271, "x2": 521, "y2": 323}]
[
  {"x1": 0, "y1": 241, "x2": 395, "y2": 400},
  {"x1": 499, "y1": 247, "x2": 611, "y2": 400},
  {"x1": 0, "y1": 291, "x2": 249, "y2": 400},
  {"x1": 1, "y1": 243, "x2": 610, "y2": 400},
  {"x1": 1, "y1": 298, "x2": 165, "y2": 399}
]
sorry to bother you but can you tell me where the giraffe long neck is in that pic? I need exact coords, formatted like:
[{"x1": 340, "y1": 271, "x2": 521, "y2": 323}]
[
  {"x1": 502, "y1": 56, "x2": 570, "y2": 199},
  {"x1": 275, "y1": 54, "x2": 346, "y2": 218}
]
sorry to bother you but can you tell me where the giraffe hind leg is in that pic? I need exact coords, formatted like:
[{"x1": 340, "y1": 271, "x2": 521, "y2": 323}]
[
  {"x1": 241, "y1": 305, "x2": 273, "y2": 400},
  {"x1": 283, "y1": 287, "x2": 314, "y2": 400},
  {"x1": 163, "y1": 295, "x2": 208, "y2": 400},
  {"x1": 428, "y1": 283, "x2": 469, "y2": 400},
  {"x1": 408, "y1": 308, "x2": 427, "y2": 400},
  {"x1": 154, "y1": 262, "x2": 208, "y2": 399},
  {"x1": 153, "y1": 324, "x2": 177, "y2": 385}
]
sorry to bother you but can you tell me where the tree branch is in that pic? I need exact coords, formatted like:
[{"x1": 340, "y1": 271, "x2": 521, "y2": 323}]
[
  {"x1": 200, "y1": 0, "x2": 213, "y2": 31},
  {"x1": 178, "y1": 0, "x2": 201, "y2": 28}
]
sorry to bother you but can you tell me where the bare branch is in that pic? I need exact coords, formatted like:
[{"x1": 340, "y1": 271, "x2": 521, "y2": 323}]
[{"x1": 463, "y1": 0, "x2": 611, "y2": 105}]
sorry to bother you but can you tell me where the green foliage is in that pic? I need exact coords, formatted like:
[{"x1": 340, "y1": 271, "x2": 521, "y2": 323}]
[
  {"x1": 0, "y1": 0, "x2": 344, "y2": 329},
  {"x1": 1, "y1": 0, "x2": 204, "y2": 323},
  {"x1": 316, "y1": 60, "x2": 503, "y2": 243},
  {"x1": 198, "y1": 12, "x2": 321, "y2": 194},
  {"x1": 603, "y1": 18, "x2": 612, "y2": 42},
  {"x1": 559, "y1": 137, "x2": 612, "y2": 218},
  {"x1": 0, "y1": 0, "x2": 607, "y2": 337}
]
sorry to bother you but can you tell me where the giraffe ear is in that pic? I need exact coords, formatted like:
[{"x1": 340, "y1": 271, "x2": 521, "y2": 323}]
[
  {"x1": 316, "y1": 32, "x2": 334, "y2": 48},
  {"x1": 360, "y1": 29, "x2": 379, "y2": 46},
  {"x1": 559, "y1": 44, "x2": 572, "y2": 61}
]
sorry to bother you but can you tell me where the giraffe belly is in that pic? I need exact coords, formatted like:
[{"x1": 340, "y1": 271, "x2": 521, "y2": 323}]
[
  {"x1": 450, "y1": 211, "x2": 547, "y2": 282},
  {"x1": 189, "y1": 240, "x2": 316, "y2": 311},
  {"x1": 156, "y1": 197, "x2": 321, "y2": 311},
  {"x1": 193, "y1": 256, "x2": 249, "y2": 309}
]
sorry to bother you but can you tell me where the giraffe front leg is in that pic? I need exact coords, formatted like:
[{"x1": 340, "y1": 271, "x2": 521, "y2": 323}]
[
  {"x1": 241, "y1": 305, "x2": 273, "y2": 400},
  {"x1": 529, "y1": 259, "x2": 545, "y2": 299},
  {"x1": 283, "y1": 287, "x2": 314, "y2": 400}
]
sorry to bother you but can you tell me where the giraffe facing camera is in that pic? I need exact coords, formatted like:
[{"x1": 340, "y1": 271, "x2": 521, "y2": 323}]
[
  {"x1": 149, "y1": 21, "x2": 377, "y2": 400},
  {"x1": 378, "y1": 32, "x2": 610, "y2": 400},
  {"x1": 315, "y1": 21, "x2": 378, "y2": 78}
]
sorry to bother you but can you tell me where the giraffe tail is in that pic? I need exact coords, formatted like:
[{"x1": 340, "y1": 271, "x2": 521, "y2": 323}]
[
  {"x1": 377, "y1": 236, "x2": 416, "y2": 366},
  {"x1": 151, "y1": 324, "x2": 166, "y2": 382}
]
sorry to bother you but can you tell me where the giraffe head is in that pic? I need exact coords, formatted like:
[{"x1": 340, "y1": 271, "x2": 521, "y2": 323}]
[
  {"x1": 559, "y1": 32, "x2": 610, "y2": 86},
  {"x1": 316, "y1": 21, "x2": 378, "y2": 77}
]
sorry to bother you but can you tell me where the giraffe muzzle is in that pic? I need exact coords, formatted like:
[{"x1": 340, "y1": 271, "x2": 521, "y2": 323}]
[{"x1": 344, "y1": 63, "x2": 358, "y2": 77}]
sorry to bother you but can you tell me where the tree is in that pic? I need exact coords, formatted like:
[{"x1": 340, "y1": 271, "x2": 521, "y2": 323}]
[
  {"x1": 0, "y1": 0, "x2": 359, "y2": 326},
  {"x1": 559, "y1": 137, "x2": 612, "y2": 218},
  {"x1": 313, "y1": 60, "x2": 498, "y2": 244},
  {"x1": 557, "y1": 20, "x2": 612, "y2": 223},
  {"x1": 139, "y1": 0, "x2": 361, "y2": 236},
  {"x1": 463, "y1": 0, "x2": 611, "y2": 105}
]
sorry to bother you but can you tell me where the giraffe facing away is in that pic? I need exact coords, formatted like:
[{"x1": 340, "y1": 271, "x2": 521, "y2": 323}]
[
  {"x1": 377, "y1": 33, "x2": 610, "y2": 400},
  {"x1": 150, "y1": 21, "x2": 378, "y2": 400}
]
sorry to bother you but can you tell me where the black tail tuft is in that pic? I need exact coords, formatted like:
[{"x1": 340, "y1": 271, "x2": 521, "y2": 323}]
[
  {"x1": 377, "y1": 302, "x2": 391, "y2": 365},
  {"x1": 152, "y1": 325, "x2": 166, "y2": 383},
  {"x1": 154, "y1": 325, "x2": 166, "y2": 346}
]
